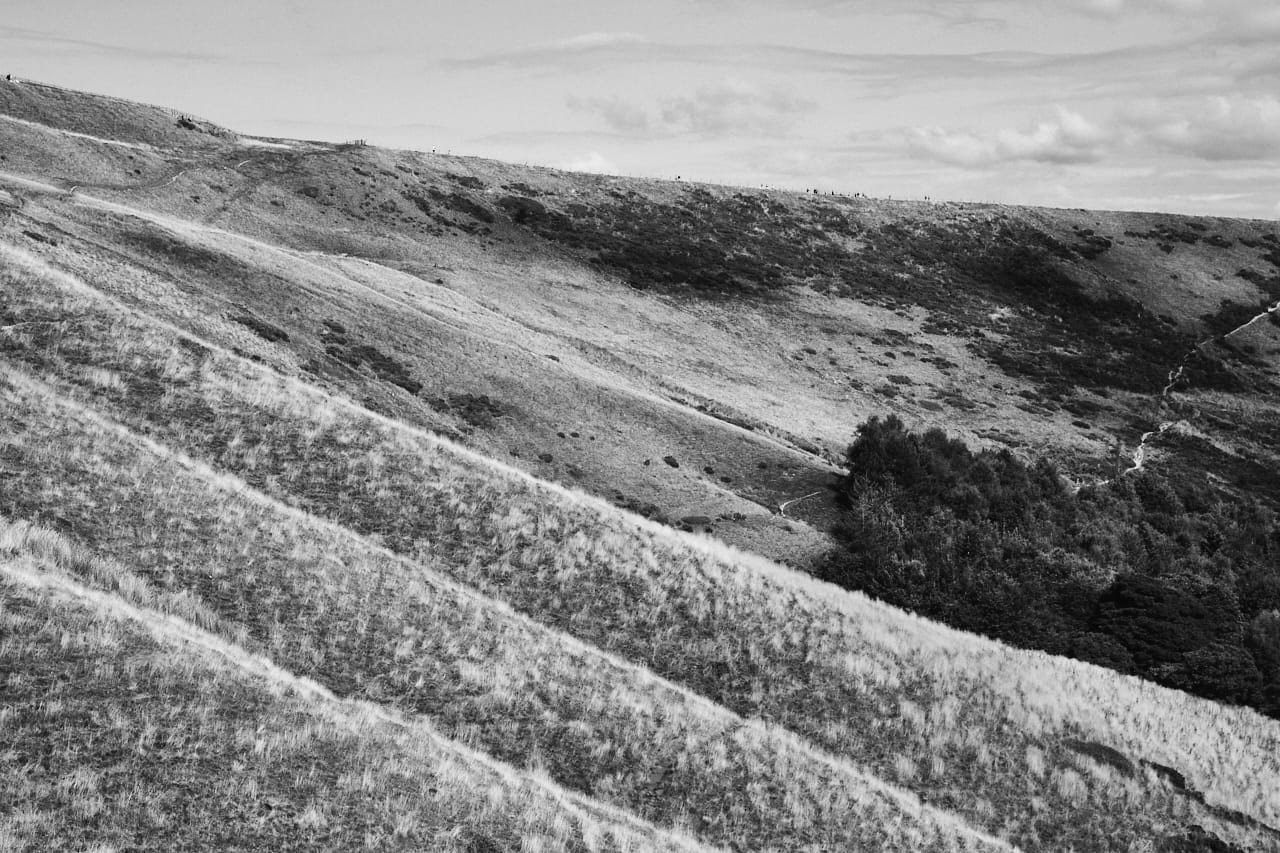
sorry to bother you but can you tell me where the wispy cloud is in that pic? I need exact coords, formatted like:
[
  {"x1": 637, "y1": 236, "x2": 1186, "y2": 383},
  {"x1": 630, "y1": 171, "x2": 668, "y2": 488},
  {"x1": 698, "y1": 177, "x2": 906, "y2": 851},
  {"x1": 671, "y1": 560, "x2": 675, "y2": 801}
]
[
  {"x1": 705, "y1": 0, "x2": 1273, "y2": 21},
  {"x1": 690, "y1": 0, "x2": 1010, "y2": 27},
  {"x1": 0, "y1": 25, "x2": 232, "y2": 63},
  {"x1": 552, "y1": 32, "x2": 649, "y2": 50},
  {"x1": 443, "y1": 31, "x2": 656, "y2": 69},
  {"x1": 445, "y1": 30, "x2": 1272, "y2": 105},
  {"x1": 570, "y1": 81, "x2": 815, "y2": 138},
  {"x1": 450, "y1": 35, "x2": 1050, "y2": 79}
]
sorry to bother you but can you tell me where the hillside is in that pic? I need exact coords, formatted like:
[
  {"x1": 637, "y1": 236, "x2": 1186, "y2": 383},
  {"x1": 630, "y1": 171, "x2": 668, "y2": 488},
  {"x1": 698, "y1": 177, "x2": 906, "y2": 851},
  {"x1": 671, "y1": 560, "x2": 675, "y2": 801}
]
[{"x1": 2, "y1": 79, "x2": 1280, "y2": 852}]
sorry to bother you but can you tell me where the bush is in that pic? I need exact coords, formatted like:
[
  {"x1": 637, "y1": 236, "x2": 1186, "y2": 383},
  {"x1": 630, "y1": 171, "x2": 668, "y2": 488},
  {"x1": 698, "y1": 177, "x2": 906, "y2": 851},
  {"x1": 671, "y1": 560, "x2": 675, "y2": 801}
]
[
  {"x1": 1094, "y1": 575, "x2": 1219, "y2": 669},
  {"x1": 820, "y1": 415, "x2": 1280, "y2": 716}
]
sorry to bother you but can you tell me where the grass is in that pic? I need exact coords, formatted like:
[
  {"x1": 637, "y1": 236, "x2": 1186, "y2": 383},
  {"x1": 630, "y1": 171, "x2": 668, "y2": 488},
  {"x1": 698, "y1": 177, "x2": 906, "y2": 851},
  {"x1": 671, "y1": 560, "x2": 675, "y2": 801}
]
[
  {"x1": 4, "y1": 81, "x2": 1280, "y2": 851},
  {"x1": 0, "y1": 371, "x2": 998, "y2": 853},
  {"x1": 0, "y1": 545, "x2": 718, "y2": 853},
  {"x1": 3, "y1": 244, "x2": 1279, "y2": 851}
]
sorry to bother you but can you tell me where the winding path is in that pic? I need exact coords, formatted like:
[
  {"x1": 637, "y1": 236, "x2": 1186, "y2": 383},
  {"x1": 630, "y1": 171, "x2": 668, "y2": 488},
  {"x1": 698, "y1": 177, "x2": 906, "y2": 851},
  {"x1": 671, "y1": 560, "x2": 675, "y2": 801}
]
[{"x1": 1093, "y1": 293, "x2": 1280, "y2": 485}]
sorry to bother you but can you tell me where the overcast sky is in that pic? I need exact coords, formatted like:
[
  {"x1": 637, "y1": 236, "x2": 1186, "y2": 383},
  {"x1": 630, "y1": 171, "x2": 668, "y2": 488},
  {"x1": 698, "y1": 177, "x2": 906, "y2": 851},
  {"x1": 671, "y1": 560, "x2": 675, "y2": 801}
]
[{"x1": 5, "y1": 1, "x2": 1279, "y2": 219}]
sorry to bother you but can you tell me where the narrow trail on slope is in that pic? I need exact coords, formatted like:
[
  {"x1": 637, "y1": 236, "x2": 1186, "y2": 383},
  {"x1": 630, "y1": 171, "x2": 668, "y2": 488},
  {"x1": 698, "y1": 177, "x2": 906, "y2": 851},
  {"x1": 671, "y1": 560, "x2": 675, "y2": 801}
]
[
  {"x1": 1085, "y1": 294, "x2": 1280, "y2": 488},
  {"x1": 0, "y1": 553, "x2": 724, "y2": 853},
  {"x1": 0, "y1": 113, "x2": 158, "y2": 151}
]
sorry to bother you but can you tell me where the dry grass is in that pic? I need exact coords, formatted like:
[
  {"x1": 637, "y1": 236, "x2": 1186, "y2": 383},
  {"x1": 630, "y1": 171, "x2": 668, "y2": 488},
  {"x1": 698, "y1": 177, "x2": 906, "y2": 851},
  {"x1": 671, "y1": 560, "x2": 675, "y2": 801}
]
[
  {"x1": 0, "y1": 369, "x2": 1007, "y2": 852},
  {"x1": 4, "y1": 244, "x2": 1279, "y2": 851},
  {"x1": 0, "y1": 549, "x2": 718, "y2": 853}
]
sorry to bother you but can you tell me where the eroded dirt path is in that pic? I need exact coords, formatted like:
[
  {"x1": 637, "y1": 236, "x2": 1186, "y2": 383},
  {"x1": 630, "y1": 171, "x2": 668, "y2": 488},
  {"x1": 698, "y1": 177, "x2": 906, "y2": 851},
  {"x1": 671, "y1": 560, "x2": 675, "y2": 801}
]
[{"x1": 1096, "y1": 295, "x2": 1280, "y2": 482}]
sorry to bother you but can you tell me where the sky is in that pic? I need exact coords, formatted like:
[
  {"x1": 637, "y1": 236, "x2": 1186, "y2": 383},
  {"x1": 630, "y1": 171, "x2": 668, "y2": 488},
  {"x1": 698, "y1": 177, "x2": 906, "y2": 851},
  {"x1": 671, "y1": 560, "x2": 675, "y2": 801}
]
[{"x1": 4, "y1": 0, "x2": 1279, "y2": 219}]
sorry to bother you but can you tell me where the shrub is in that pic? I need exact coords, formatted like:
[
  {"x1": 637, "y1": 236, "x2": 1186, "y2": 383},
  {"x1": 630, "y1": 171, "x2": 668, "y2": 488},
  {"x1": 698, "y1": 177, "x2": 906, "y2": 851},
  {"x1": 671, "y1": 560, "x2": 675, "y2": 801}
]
[{"x1": 821, "y1": 415, "x2": 1280, "y2": 716}]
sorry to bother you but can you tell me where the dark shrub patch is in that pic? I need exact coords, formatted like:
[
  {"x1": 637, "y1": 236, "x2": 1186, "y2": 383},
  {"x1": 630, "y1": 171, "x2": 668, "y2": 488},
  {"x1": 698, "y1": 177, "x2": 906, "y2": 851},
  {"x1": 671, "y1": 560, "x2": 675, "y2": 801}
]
[
  {"x1": 439, "y1": 393, "x2": 507, "y2": 429},
  {"x1": 21, "y1": 229, "x2": 56, "y2": 245},
  {"x1": 1063, "y1": 739, "x2": 1135, "y2": 776},
  {"x1": 447, "y1": 173, "x2": 485, "y2": 190},
  {"x1": 230, "y1": 313, "x2": 290, "y2": 343},
  {"x1": 119, "y1": 228, "x2": 230, "y2": 272},
  {"x1": 404, "y1": 192, "x2": 434, "y2": 215},
  {"x1": 503, "y1": 181, "x2": 542, "y2": 197},
  {"x1": 426, "y1": 188, "x2": 494, "y2": 223},
  {"x1": 319, "y1": 322, "x2": 421, "y2": 394},
  {"x1": 498, "y1": 196, "x2": 550, "y2": 225},
  {"x1": 1072, "y1": 234, "x2": 1113, "y2": 259}
]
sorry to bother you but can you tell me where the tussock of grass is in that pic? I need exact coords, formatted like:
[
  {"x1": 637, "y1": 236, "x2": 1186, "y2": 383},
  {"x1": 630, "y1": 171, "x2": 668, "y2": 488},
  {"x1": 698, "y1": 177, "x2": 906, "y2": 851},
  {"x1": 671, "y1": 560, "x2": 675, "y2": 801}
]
[
  {"x1": 0, "y1": 550, "x2": 721, "y2": 853},
  {"x1": 4, "y1": 246, "x2": 1280, "y2": 850}
]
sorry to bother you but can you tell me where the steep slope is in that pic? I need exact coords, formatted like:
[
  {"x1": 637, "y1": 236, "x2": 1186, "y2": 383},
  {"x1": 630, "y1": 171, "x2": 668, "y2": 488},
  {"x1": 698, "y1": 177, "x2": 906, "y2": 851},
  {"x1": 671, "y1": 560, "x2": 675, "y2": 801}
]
[
  {"x1": 3, "y1": 244, "x2": 1279, "y2": 851},
  {"x1": 3, "y1": 80, "x2": 1280, "y2": 852},
  {"x1": 0, "y1": 541, "x2": 718, "y2": 853},
  {"x1": 0, "y1": 361, "x2": 1016, "y2": 852},
  {"x1": 4, "y1": 78, "x2": 1279, "y2": 571}
]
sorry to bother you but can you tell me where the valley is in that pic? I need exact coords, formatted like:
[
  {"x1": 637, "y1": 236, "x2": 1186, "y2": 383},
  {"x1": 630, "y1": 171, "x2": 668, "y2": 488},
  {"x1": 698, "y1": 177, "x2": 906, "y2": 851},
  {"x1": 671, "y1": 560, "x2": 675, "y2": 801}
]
[{"x1": 2, "y1": 79, "x2": 1279, "y2": 852}]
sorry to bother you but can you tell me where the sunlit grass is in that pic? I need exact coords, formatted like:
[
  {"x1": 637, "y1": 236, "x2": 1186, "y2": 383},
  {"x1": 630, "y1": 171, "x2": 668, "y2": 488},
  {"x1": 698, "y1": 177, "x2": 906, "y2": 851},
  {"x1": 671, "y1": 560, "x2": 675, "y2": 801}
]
[
  {"x1": 0, "y1": 551, "x2": 717, "y2": 853},
  {"x1": 0, "y1": 372, "x2": 1005, "y2": 852},
  {"x1": 3, "y1": 244, "x2": 1279, "y2": 851}
]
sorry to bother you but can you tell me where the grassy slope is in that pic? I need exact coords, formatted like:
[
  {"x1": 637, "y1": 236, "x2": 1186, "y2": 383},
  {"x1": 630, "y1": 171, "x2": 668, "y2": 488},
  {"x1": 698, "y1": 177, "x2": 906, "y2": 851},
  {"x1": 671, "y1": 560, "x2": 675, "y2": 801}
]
[
  {"x1": 3, "y1": 248, "x2": 1278, "y2": 851},
  {"x1": 2, "y1": 81, "x2": 1279, "y2": 851},
  {"x1": 0, "y1": 149, "x2": 839, "y2": 565},
  {"x1": 4, "y1": 78, "x2": 1279, "y2": 569},
  {"x1": 0, "y1": 538, "x2": 718, "y2": 853},
  {"x1": 0, "y1": 367, "x2": 1006, "y2": 853}
]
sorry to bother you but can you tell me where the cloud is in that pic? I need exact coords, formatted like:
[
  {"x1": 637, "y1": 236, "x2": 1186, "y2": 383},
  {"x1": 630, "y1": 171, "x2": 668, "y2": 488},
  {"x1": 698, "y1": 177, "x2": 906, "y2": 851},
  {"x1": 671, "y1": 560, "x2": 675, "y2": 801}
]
[
  {"x1": 0, "y1": 25, "x2": 231, "y2": 63},
  {"x1": 907, "y1": 107, "x2": 1110, "y2": 167},
  {"x1": 1120, "y1": 95, "x2": 1280, "y2": 161},
  {"x1": 660, "y1": 82, "x2": 815, "y2": 136},
  {"x1": 906, "y1": 96, "x2": 1280, "y2": 170},
  {"x1": 555, "y1": 151, "x2": 620, "y2": 175},
  {"x1": 570, "y1": 81, "x2": 815, "y2": 138},
  {"x1": 445, "y1": 31, "x2": 1031, "y2": 82},
  {"x1": 551, "y1": 32, "x2": 648, "y2": 50},
  {"x1": 1070, "y1": 0, "x2": 1212, "y2": 15},
  {"x1": 711, "y1": 0, "x2": 1270, "y2": 20},
  {"x1": 444, "y1": 31, "x2": 654, "y2": 69},
  {"x1": 566, "y1": 96, "x2": 653, "y2": 135},
  {"x1": 446, "y1": 32, "x2": 1269, "y2": 108}
]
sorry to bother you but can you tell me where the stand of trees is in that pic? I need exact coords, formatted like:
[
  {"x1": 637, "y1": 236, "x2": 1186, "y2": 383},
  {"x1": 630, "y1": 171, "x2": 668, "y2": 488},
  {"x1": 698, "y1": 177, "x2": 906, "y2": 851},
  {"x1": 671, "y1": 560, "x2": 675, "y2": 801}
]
[{"x1": 819, "y1": 416, "x2": 1280, "y2": 716}]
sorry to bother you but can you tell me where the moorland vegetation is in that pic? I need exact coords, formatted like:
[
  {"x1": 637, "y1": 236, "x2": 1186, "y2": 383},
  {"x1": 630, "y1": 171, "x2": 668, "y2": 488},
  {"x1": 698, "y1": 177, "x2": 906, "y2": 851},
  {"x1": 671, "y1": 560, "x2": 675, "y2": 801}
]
[
  {"x1": 4, "y1": 79, "x2": 1280, "y2": 851},
  {"x1": 821, "y1": 415, "x2": 1280, "y2": 716},
  {"x1": 3, "y1": 251, "x2": 1280, "y2": 851}
]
